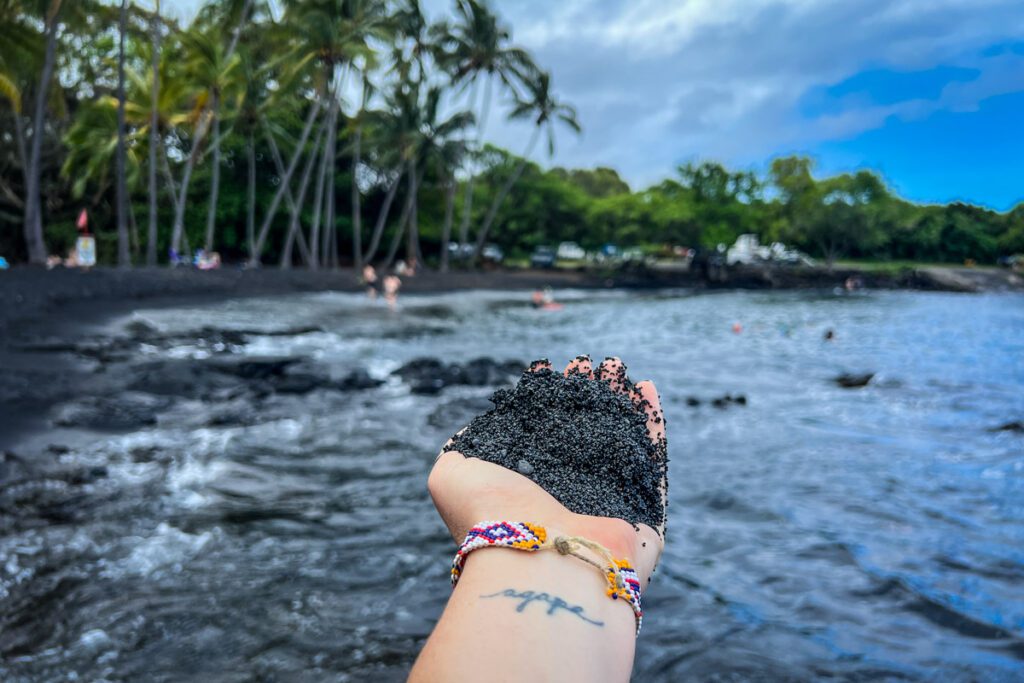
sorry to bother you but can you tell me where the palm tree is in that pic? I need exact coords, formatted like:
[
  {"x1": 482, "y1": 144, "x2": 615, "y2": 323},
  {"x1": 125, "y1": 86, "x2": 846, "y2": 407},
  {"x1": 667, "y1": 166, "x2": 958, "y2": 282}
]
[
  {"x1": 279, "y1": 0, "x2": 389, "y2": 269},
  {"x1": 435, "y1": 0, "x2": 535, "y2": 258},
  {"x1": 145, "y1": 0, "x2": 161, "y2": 265},
  {"x1": 472, "y1": 70, "x2": 579, "y2": 261},
  {"x1": 181, "y1": 24, "x2": 241, "y2": 253},
  {"x1": 115, "y1": 0, "x2": 130, "y2": 266},
  {"x1": 168, "y1": 0, "x2": 252, "y2": 259},
  {"x1": 415, "y1": 86, "x2": 472, "y2": 269},
  {"x1": 347, "y1": 69, "x2": 374, "y2": 271},
  {"x1": 22, "y1": 0, "x2": 64, "y2": 264},
  {"x1": 0, "y1": 0, "x2": 44, "y2": 225},
  {"x1": 434, "y1": 136, "x2": 468, "y2": 272}
]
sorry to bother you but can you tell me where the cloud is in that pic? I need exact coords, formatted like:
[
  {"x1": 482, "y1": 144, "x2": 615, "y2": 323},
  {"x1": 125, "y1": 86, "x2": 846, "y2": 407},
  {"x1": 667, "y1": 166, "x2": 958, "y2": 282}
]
[{"x1": 470, "y1": 0, "x2": 1024, "y2": 189}]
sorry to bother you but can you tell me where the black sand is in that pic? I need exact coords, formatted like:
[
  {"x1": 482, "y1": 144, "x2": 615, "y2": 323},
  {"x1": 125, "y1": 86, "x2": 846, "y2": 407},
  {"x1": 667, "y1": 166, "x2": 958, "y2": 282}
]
[{"x1": 444, "y1": 365, "x2": 667, "y2": 531}]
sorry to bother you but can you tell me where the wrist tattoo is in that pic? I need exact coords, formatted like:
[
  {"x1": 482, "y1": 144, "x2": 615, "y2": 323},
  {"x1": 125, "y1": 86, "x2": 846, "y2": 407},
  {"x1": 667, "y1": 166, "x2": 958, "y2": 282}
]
[{"x1": 480, "y1": 588, "x2": 604, "y2": 627}]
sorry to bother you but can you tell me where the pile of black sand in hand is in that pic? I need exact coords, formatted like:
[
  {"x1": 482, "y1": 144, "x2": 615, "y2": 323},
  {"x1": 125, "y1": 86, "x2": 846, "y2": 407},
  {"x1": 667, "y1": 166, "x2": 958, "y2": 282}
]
[{"x1": 443, "y1": 365, "x2": 667, "y2": 532}]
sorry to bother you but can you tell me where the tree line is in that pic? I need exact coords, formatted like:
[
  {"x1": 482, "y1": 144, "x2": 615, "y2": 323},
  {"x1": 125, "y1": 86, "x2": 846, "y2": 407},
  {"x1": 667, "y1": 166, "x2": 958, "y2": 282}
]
[{"x1": 1, "y1": 1, "x2": 1020, "y2": 269}]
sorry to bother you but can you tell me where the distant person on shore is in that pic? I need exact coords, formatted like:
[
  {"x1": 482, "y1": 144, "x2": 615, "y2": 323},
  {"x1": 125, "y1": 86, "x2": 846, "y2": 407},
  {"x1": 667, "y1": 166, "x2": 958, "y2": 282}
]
[
  {"x1": 362, "y1": 264, "x2": 379, "y2": 299},
  {"x1": 396, "y1": 258, "x2": 418, "y2": 277},
  {"x1": 383, "y1": 273, "x2": 401, "y2": 311}
]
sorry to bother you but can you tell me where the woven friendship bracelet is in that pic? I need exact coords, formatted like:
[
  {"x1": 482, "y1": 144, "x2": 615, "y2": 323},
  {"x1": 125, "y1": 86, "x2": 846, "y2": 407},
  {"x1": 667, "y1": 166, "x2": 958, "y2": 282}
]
[{"x1": 450, "y1": 520, "x2": 643, "y2": 634}]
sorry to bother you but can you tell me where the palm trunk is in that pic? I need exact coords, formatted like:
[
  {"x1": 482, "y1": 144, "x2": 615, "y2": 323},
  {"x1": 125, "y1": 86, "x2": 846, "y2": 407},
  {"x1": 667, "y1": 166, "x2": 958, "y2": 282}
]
[
  {"x1": 361, "y1": 167, "x2": 404, "y2": 264},
  {"x1": 322, "y1": 101, "x2": 338, "y2": 268},
  {"x1": 129, "y1": 198, "x2": 140, "y2": 259},
  {"x1": 439, "y1": 176, "x2": 455, "y2": 272},
  {"x1": 265, "y1": 125, "x2": 312, "y2": 266},
  {"x1": 115, "y1": 0, "x2": 130, "y2": 267},
  {"x1": 203, "y1": 91, "x2": 221, "y2": 252},
  {"x1": 405, "y1": 157, "x2": 419, "y2": 263},
  {"x1": 384, "y1": 165, "x2": 421, "y2": 268},
  {"x1": 280, "y1": 123, "x2": 326, "y2": 269},
  {"x1": 473, "y1": 126, "x2": 540, "y2": 262},
  {"x1": 160, "y1": 145, "x2": 178, "y2": 200},
  {"x1": 245, "y1": 130, "x2": 255, "y2": 261},
  {"x1": 146, "y1": 0, "x2": 161, "y2": 266},
  {"x1": 22, "y1": 1, "x2": 61, "y2": 264},
  {"x1": 351, "y1": 127, "x2": 363, "y2": 270},
  {"x1": 250, "y1": 100, "x2": 322, "y2": 264},
  {"x1": 455, "y1": 78, "x2": 483, "y2": 252},
  {"x1": 384, "y1": 194, "x2": 412, "y2": 269},
  {"x1": 307, "y1": 112, "x2": 332, "y2": 271}
]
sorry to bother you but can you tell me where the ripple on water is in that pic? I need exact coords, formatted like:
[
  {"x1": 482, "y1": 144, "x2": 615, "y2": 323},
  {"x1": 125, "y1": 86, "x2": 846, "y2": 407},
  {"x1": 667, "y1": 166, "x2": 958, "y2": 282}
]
[{"x1": 2, "y1": 289, "x2": 1023, "y2": 681}]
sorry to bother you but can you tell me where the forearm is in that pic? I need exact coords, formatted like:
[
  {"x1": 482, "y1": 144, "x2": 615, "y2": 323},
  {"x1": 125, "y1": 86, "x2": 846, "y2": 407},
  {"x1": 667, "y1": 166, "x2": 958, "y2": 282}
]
[{"x1": 410, "y1": 548, "x2": 637, "y2": 683}]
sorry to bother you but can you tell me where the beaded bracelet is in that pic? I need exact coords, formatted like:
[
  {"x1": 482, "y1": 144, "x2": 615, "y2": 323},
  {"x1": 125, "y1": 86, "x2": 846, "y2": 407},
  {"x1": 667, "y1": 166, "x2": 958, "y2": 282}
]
[{"x1": 450, "y1": 520, "x2": 643, "y2": 634}]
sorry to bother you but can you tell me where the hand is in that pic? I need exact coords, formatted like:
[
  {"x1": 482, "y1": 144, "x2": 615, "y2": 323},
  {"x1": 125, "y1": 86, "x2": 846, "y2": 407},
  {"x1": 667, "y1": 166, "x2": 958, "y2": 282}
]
[{"x1": 428, "y1": 356, "x2": 667, "y2": 585}]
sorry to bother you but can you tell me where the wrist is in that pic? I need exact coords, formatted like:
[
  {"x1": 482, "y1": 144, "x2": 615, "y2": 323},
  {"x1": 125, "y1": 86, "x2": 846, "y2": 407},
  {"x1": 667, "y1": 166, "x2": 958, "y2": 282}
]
[{"x1": 413, "y1": 548, "x2": 638, "y2": 681}]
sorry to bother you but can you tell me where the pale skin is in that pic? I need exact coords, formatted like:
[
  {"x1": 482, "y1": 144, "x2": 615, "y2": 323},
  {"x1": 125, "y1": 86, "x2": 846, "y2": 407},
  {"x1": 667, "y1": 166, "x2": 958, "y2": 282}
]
[{"x1": 410, "y1": 356, "x2": 667, "y2": 683}]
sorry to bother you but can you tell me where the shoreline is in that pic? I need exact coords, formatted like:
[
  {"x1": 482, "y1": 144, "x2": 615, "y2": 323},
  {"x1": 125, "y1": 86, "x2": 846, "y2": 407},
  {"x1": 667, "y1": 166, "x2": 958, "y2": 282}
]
[{"x1": 2, "y1": 263, "x2": 1021, "y2": 338}]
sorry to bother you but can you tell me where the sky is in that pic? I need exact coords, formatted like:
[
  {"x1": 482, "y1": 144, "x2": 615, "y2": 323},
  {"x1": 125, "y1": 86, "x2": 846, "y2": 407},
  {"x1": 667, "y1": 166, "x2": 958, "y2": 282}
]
[{"x1": 165, "y1": 0, "x2": 1024, "y2": 210}]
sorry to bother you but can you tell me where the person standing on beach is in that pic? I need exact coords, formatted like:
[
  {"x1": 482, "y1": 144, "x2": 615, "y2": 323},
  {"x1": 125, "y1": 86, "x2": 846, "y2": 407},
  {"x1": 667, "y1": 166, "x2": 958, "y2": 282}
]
[{"x1": 411, "y1": 356, "x2": 666, "y2": 682}]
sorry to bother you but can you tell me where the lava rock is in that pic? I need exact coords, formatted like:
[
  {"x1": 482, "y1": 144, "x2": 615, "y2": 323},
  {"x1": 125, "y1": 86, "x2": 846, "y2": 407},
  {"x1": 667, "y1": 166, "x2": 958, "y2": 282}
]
[
  {"x1": 392, "y1": 356, "x2": 524, "y2": 393},
  {"x1": 336, "y1": 368, "x2": 385, "y2": 391},
  {"x1": 53, "y1": 392, "x2": 171, "y2": 430},
  {"x1": 990, "y1": 420, "x2": 1024, "y2": 433},
  {"x1": 835, "y1": 373, "x2": 874, "y2": 388}
]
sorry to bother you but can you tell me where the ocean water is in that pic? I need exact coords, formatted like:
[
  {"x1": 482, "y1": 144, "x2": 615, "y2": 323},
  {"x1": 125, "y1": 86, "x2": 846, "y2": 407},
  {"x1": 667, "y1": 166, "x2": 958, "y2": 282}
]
[{"x1": 1, "y1": 289, "x2": 1023, "y2": 681}]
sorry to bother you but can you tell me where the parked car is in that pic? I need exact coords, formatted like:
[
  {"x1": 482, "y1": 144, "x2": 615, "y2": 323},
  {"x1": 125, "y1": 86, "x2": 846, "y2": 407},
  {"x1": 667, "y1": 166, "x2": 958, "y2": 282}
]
[
  {"x1": 726, "y1": 234, "x2": 770, "y2": 265},
  {"x1": 446, "y1": 242, "x2": 474, "y2": 261},
  {"x1": 557, "y1": 241, "x2": 585, "y2": 260},
  {"x1": 481, "y1": 243, "x2": 504, "y2": 264},
  {"x1": 530, "y1": 246, "x2": 557, "y2": 268}
]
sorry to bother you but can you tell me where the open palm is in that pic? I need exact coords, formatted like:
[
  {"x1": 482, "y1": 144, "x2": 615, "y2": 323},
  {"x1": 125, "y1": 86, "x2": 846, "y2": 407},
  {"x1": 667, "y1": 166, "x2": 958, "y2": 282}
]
[{"x1": 428, "y1": 356, "x2": 667, "y2": 584}]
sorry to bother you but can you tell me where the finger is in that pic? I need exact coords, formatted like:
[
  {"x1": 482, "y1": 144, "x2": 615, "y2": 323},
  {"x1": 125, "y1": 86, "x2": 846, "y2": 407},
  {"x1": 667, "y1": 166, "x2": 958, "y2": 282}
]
[
  {"x1": 632, "y1": 380, "x2": 665, "y2": 445},
  {"x1": 632, "y1": 380, "x2": 668, "y2": 538},
  {"x1": 597, "y1": 356, "x2": 629, "y2": 393},
  {"x1": 564, "y1": 354, "x2": 593, "y2": 378},
  {"x1": 527, "y1": 358, "x2": 552, "y2": 373}
]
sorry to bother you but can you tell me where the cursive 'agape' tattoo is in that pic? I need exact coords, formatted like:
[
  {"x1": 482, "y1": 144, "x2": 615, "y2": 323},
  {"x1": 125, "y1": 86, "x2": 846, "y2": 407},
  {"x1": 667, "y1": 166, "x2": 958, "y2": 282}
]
[{"x1": 480, "y1": 588, "x2": 604, "y2": 627}]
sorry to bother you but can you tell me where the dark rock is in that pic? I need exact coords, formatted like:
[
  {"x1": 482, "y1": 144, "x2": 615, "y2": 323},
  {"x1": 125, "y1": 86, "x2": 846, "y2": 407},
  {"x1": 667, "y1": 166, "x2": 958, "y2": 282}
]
[
  {"x1": 835, "y1": 373, "x2": 874, "y2": 388},
  {"x1": 206, "y1": 357, "x2": 298, "y2": 380},
  {"x1": 124, "y1": 318, "x2": 160, "y2": 339},
  {"x1": 392, "y1": 356, "x2": 524, "y2": 393},
  {"x1": 53, "y1": 392, "x2": 171, "y2": 430},
  {"x1": 990, "y1": 420, "x2": 1024, "y2": 433},
  {"x1": 517, "y1": 459, "x2": 534, "y2": 475},
  {"x1": 272, "y1": 372, "x2": 323, "y2": 394},
  {"x1": 336, "y1": 368, "x2": 384, "y2": 391},
  {"x1": 686, "y1": 396, "x2": 701, "y2": 407},
  {"x1": 411, "y1": 378, "x2": 446, "y2": 395},
  {"x1": 128, "y1": 359, "x2": 243, "y2": 399},
  {"x1": 427, "y1": 396, "x2": 495, "y2": 429}
]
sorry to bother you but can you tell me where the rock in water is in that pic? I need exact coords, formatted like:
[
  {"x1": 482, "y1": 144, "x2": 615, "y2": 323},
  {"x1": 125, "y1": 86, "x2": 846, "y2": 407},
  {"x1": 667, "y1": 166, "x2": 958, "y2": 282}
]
[
  {"x1": 444, "y1": 368, "x2": 667, "y2": 532},
  {"x1": 835, "y1": 372, "x2": 874, "y2": 388}
]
